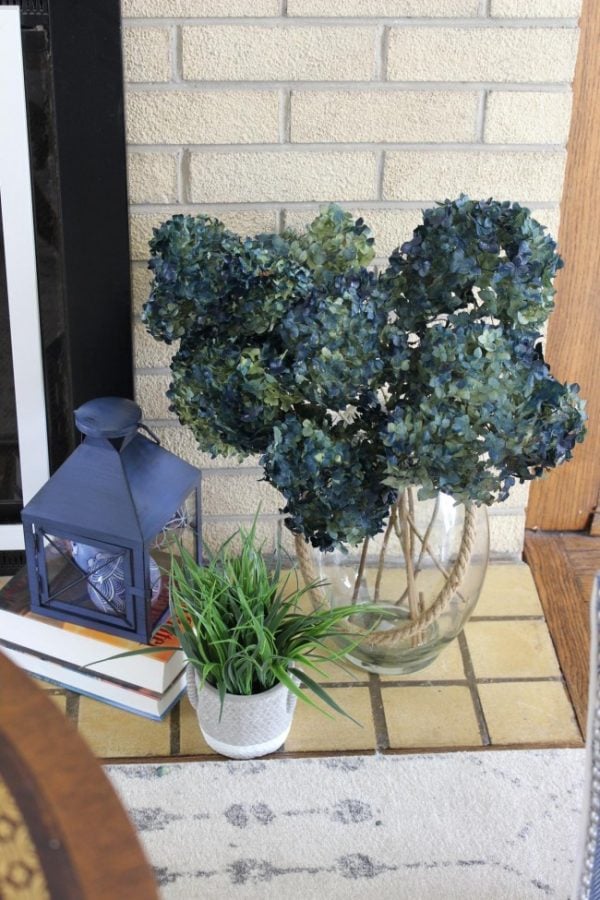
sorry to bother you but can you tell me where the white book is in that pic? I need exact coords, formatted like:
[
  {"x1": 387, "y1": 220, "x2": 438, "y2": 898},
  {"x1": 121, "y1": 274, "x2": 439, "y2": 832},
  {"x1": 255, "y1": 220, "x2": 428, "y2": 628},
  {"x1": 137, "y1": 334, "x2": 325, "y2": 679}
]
[
  {"x1": 3, "y1": 643, "x2": 186, "y2": 721},
  {"x1": 0, "y1": 565, "x2": 185, "y2": 693}
]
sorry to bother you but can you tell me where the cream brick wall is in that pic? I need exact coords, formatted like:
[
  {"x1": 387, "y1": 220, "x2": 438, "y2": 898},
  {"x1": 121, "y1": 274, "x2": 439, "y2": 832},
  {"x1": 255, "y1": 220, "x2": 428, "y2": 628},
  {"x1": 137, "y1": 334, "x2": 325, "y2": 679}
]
[
  {"x1": 122, "y1": 27, "x2": 171, "y2": 83},
  {"x1": 382, "y1": 151, "x2": 567, "y2": 201},
  {"x1": 387, "y1": 28, "x2": 578, "y2": 83},
  {"x1": 123, "y1": 1, "x2": 581, "y2": 558},
  {"x1": 126, "y1": 91, "x2": 280, "y2": 144},
  {"x1": 290, "y1": 91, "x2": 480, "y2": 143},
  {"x1": 188, "y1": 151, "x2": 379, "y2": 202},
  {"x1": 181, "y1": 26, "x2": 377, "y2": 82}
]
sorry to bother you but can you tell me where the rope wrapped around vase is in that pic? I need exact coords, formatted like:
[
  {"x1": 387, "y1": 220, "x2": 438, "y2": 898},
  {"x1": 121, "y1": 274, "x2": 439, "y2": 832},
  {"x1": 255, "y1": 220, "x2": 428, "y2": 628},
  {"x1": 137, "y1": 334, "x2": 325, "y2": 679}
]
[{"x1": 294, "y1": 491, "x2": 477, "y2": 647}]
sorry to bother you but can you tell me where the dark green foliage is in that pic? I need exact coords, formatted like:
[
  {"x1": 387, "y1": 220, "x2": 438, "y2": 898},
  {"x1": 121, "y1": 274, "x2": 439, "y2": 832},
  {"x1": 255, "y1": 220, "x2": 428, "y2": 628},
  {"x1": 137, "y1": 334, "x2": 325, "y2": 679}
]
[
  {"x1": 263, "y1": 412, "x2": 395, "y2": 551},
  {"x1": 143, "y1": 197, "x2": 586, "y2": 551},
  {"x1": 382, "y1": 195, "x2": 562, "y2": 333}
]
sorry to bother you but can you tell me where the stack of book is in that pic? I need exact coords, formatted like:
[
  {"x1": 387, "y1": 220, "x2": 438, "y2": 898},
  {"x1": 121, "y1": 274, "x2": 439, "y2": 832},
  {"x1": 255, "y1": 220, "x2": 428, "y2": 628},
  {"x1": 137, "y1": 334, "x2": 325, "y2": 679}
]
[{"x1": 0, "y1": 567, "x2": 186, "y2": 720}]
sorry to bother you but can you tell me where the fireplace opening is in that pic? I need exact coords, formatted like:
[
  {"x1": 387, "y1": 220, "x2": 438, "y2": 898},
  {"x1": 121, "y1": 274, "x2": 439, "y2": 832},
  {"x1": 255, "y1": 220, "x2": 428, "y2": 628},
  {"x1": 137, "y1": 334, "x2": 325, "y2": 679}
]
[
  {"x1": 0, "y1": 199, "x2": 22, "y2": 527},
  {"x1": 0, "y1": 1, "x2": 133, "y2": 565}
]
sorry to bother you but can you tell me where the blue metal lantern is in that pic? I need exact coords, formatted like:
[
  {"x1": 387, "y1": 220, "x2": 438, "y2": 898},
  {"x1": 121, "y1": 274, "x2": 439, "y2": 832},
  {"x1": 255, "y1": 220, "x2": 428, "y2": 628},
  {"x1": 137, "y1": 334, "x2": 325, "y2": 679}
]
[{"x1": 21, "y1": 397, "x2": 201, "y2": 642}]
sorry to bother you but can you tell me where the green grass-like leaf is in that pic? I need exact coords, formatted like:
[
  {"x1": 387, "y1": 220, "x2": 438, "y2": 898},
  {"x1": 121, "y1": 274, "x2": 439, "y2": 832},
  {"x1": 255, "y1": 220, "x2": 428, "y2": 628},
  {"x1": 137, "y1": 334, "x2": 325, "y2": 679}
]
[{"x1": 95, "y1": 518, "x2": 390, "y2": 724}]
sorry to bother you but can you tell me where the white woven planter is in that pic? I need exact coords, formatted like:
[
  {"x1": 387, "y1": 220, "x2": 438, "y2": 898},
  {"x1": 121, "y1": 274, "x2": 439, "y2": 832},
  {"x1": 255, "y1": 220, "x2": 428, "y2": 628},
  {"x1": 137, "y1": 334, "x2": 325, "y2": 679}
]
[{"x1": 186, "y1": 665, "x2": 297, "y2": 760}]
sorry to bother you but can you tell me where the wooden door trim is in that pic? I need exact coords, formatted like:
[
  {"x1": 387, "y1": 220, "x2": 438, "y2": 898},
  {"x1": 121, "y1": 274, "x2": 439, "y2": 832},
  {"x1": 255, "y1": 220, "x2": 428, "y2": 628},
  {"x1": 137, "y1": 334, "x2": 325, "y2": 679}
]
[{"x1": 526, "y1": 0, "x2": 600, "y2": 531}]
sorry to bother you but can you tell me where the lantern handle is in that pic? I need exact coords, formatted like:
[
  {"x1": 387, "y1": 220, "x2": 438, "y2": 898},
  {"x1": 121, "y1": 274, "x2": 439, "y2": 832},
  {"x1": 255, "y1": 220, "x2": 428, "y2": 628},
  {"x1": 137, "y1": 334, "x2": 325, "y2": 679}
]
[{"x1": 138, "y1": 424, "x2": 161, "y2": 445}]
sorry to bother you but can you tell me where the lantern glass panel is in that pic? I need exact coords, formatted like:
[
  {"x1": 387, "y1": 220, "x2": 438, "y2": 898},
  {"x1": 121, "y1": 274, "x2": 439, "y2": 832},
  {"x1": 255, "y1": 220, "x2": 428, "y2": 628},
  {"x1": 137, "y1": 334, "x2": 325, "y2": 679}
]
[
  {"x1": 36, "y1": 529, "x2": 135, "y2": 626},
  {"x1": 149, "y1": 488, "x2": 199, "y2": 615}
]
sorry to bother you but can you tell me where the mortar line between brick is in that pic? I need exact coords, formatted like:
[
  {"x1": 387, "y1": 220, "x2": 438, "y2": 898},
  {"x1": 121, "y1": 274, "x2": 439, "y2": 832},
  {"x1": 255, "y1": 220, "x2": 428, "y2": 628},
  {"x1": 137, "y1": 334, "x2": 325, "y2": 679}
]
[
  {"x1": 178, "y1": 149, "x2": 188, "y2": 203},
  {"x1": 202, "y1": 513, "x2": 282, "y2": 523},
  {"x1": 382, "y1": 26, "x2": 390, "y2": 82},
  {"x1": 130, "y1": 141, "x2": 565, "y2": 152},
  {"x1": 280, "y1": 89, "x2": 291, "y2": 143},
  {"x1": 278, "y1": 89, "x2": 286, "y2": 142},
  {"x1": 125, "y1": 81, "x2": 573, "y2": 93},
  {"x1": 374, "y1": 25, "x2": 387, "y2": 81},
  {"x1": 137, "y1": 366, "x2": 171, "y2": 375},
  {"x1": 201, "y1": 466, "x2": 265, "y2": 478},
  {"x1": 130, "y1": 199, "x2": 559, "y2": 213},
  {"x1": 376, "y1": 151, "x2": 385, "y2": 201},
  {"x1": 477, "y1": 89, "x2": 488, "y2": 142},
  {"x1": 479, "y1": 0, "x2": 492, "y2": 14},
  {"x1": 173, "y1": 24, "x2": 183, "y2": 82},
  {"x1": 122, "y1": 16, "x2": 579, "y2": 28},
  {"x1": 280, "y1": 0, "x2": 288, "y2": 15}
]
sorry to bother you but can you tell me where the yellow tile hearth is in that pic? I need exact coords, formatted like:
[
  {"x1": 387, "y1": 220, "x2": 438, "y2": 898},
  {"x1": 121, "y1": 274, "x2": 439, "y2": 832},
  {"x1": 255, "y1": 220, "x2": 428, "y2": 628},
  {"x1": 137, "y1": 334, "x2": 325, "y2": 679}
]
[
  {"x1": 179, "y1": 696, "x2": 215, "y2": 756},
  {"x1": 478, "y1": 682, "x2": 581, "y2": 745},
  {"x1": 285, "y1": 687, "x2": 376, "y2": 752},
  {"x1": 465, "y1": 620, "x2": 562, "y2": 680},
  {"x1": 78, "y1": 697, "x2": 171, "y2": 758},
  {"x1": 475, "y1": 564, "x2": 544, "y2": 617},
  {"x1": 2, "y1": 562, "x2": 585, "y2": 759},
  {"x1": 383, "y1": 685, "x2": 482, "y2": 748},
  {"x1": 380, "y1": 638, "x2": 465, "y2": 683}
]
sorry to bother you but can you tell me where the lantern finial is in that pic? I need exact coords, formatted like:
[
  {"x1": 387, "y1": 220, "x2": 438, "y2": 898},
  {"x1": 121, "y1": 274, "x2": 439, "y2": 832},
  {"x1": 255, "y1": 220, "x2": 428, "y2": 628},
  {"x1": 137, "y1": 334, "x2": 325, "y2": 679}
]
[{"x1": 74, "y1": 397, "x2": 141, "y2": 441}]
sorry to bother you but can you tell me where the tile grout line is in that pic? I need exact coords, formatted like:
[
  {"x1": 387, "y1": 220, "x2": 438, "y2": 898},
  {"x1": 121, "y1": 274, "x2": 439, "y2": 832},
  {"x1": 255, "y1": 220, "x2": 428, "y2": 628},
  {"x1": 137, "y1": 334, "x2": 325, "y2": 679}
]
[
  {"x1": 170, "y1": 702, "x2": 181, "y2": 756},
  {"x1": 476, "y1": 676, "x2": 565, "y2": 684},
  {"x1": 66, "y1": 691, "x2": 80, "y2": 726},
  {"x1": 102, "y1": 739, "x2": 584, "y2": 766},
  {"x1": 368, "y1": 674, "x2": 390, "y2": 751},
  {"x1": 470, "y1": 614, "x2": 545, "y2": 621},
  {"x1": 458, "y1": 631, "x2": 491, "y2": 746},
  {"x1": 378, "y1": 679, "x2": 470, "y2": 688},
  {"x1": 360, "y1": 675, "x2": 565, "y2": 688}
]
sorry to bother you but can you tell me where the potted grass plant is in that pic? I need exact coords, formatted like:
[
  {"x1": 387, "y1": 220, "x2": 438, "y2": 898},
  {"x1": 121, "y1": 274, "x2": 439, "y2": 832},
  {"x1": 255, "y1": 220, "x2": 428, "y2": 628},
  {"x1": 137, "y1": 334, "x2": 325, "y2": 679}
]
[
  {"x1": 142, "y1": 197, "x2": 586, "y2": 674},
  {"x1": 160, "y1": 520, "x2": 383, "y2": 759}
]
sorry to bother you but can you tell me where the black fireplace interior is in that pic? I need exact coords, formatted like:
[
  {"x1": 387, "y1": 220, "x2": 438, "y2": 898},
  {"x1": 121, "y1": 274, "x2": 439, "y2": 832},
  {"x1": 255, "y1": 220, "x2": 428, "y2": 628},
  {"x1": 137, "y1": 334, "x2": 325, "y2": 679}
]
[{"x1": 0, "y1": 0, "x2": 133, "y2": 568}]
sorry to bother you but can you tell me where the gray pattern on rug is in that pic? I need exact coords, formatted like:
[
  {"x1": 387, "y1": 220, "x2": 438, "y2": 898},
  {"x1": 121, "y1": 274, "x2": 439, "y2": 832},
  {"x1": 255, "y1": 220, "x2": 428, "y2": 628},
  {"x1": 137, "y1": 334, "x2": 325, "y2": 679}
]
[{"x1": 107, "y1": 749, "x2": 584, "y2": 899}]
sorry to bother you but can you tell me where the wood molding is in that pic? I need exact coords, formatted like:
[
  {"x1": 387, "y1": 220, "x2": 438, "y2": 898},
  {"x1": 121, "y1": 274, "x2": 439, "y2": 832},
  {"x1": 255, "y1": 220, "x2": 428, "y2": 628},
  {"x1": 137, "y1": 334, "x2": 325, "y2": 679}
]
[
  {"x1": 524, "y1": 531, "x2": 591, "y2": 734},
  {"x1": 526, "y1": 0, "x2": 600, "y2": 531}
]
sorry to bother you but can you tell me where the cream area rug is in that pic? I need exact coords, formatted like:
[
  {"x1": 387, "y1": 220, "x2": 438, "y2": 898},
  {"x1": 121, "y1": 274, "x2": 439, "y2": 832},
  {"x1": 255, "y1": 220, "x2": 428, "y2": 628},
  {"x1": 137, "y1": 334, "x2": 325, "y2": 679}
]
[{"x1": 107, "y1": 749, "x2": 585, "y2": 900}]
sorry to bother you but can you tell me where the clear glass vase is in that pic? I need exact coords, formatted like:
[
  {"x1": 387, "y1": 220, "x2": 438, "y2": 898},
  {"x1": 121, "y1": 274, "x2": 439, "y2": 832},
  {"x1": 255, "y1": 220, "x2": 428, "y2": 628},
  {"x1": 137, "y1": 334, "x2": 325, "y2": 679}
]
[{"x1": 312, "y1": 489, "x2": 489, "y2": 675}]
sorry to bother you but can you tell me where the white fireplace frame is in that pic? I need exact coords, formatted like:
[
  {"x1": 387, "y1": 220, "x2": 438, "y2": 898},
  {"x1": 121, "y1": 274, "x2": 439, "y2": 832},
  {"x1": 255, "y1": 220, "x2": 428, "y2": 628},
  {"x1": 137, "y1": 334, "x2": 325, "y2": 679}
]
[{"x1": 0, "y1": 7, "x2": 50, "y2": 550}]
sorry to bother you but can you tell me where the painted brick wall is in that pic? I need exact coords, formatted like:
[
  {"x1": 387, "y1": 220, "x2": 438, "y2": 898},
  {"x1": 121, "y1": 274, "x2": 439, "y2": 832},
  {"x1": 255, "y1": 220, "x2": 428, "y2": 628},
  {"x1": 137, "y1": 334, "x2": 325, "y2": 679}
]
[{"x1": 122, "y1": 0, "x2": 581, "y2": 558}]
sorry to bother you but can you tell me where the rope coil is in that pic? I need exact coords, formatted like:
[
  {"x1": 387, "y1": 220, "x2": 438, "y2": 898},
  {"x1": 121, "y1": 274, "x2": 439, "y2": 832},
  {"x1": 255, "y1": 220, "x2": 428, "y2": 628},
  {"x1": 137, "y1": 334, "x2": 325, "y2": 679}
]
[{"x1": 294, "y1": 500, "x2": 477, "y2": 648}]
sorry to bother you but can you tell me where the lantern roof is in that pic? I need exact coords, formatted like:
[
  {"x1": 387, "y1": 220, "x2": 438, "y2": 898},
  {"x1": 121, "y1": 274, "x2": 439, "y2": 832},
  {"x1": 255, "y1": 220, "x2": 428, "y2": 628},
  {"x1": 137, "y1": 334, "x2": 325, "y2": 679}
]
[{"x1": 22, "y1": 434, "x2": 199, "y2": 546}]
